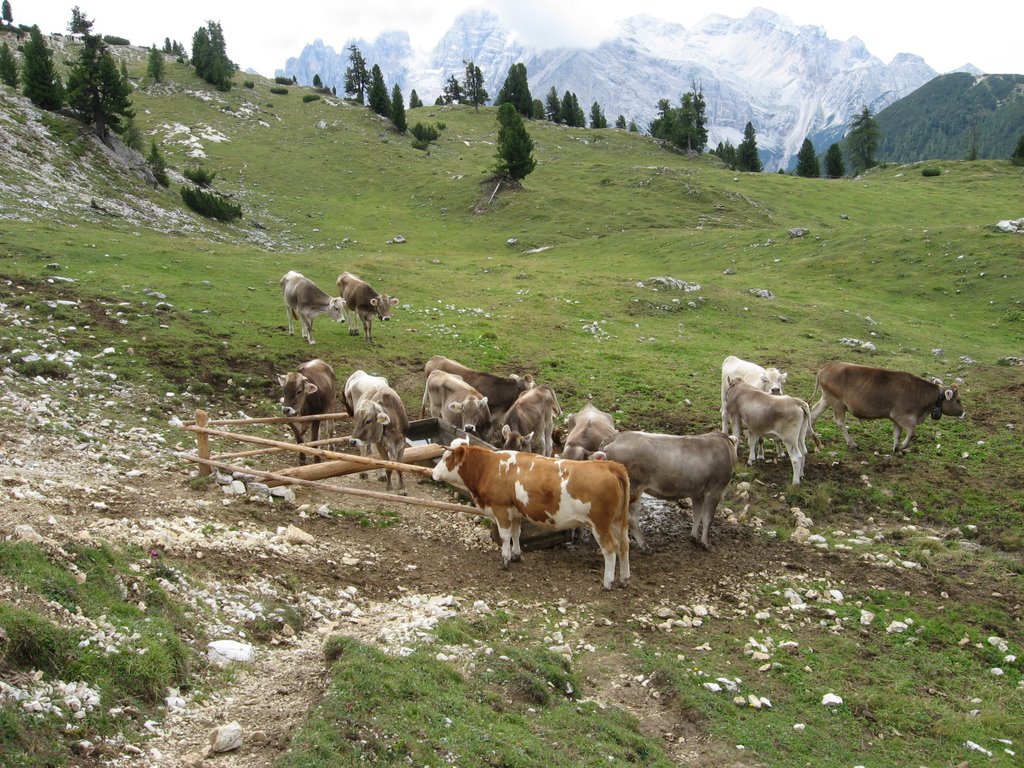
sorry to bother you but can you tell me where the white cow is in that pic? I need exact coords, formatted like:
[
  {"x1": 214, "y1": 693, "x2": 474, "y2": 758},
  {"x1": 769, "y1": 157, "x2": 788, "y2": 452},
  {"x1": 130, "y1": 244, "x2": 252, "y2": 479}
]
[
  {"x1": 281, "y1": 271, "x2": 346, "y2": 345},
  {"x1": 720, "y1": 355, "x2": 788, "y2": 459}
]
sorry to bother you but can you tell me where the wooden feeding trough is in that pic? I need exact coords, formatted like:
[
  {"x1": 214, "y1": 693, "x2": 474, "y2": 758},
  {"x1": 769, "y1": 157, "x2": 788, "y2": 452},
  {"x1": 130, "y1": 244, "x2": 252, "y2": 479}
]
[{"x1": 178, "y1": 410, "x2": 572, "y2": 551}]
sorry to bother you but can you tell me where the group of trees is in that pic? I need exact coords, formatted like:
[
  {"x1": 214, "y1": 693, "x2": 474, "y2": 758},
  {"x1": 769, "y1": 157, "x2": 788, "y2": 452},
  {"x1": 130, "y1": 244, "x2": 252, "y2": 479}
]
[{"x1": 190, "y1": 20, "x2": 234, "y2": 90}]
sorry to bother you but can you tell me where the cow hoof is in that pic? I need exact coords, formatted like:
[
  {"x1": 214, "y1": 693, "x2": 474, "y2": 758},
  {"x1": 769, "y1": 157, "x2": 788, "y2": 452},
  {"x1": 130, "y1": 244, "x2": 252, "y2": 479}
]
[
  {"x1": 619, "y1": 578, "x2": 631, "y2": 589},
  {"x1": 358, "y1": 472, "x2": 368, "y2": 480},
  {"x1": 510, "y1": 553, "x2": 522, "y2": 562},
  {"x1": 500, "y1": 560, "x2": 510, "y2": 571},
  {"x1": 395, "y1": 489, "x2": 408, "y2": 497}
]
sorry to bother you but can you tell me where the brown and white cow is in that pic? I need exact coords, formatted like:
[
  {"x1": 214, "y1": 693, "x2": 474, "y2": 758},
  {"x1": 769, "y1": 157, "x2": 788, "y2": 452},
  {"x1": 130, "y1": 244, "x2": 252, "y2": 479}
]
[
  {"x1": 422, "y1": 355, "x2": 534, "y2": 424},
  {"x1": 720, "y1": 355, "x2": 788, "y2": 458},
  {"x1": 724, "y1": 378, "x2": 813, "y2": 485},
  {"x1": 348, "y1": 382, "x2": 410, "y2": 495},
  {"x1": 277, "y1": 358, "x2": 337, "y2": 465},
  {"x1": 595, "y1": 430, "x2": 737, "y2": 551},
  {"x1": 809, "y1": 361, "x2": 966, "y2": 453},
  {"x1": 560, "y1": 402, "x2": 618, "y2": 461},
  {"x1": 422, "y1": 369, "x2": 493, "y2": 440},
  {"x1": 431, "y1": 443, "x2": 631, "y2": 590},
  {"x1": 499, "y1": 386, "x2": 562, "y2": 456},
  {"x1": 281, "y1": 271, "x2": 346, "y2": 345},
  {"x1": 336, "y1": 271, "x2": 398, "y2": 344},
  {"x1": 340, "y1": 369, "x2": 391, "y2": 480}
]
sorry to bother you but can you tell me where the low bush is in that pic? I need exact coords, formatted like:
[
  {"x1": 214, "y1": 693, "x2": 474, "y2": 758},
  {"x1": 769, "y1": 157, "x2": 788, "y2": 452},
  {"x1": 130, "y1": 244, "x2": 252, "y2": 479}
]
[
  {"x1": 243, "y1": 80, "x2": 255, "y2": 89},
  {"x1": 410, "y1": 122, "x2": 440, "y2": 143},
  {"x1": 270, "y1": 86, "x2": 288, "y2": 95},
  {"x1": 102, "y1": 35, "x2": 131, "y2": 46},
  {"x1": 921, "y1": 167, "x2": 941, "y2": 177},
  {"x1": 181, "y1": 186, "x2": 242, "y2": 222},
  {"x1": 274, "y1": 76, "x2": 293, "y2": 85},
  {"x1": 183, "y1": 165, "x2": 216, "y2": 187},
  {"x1": 302, "y1": 94, "x2": 320, "y2": 103}
]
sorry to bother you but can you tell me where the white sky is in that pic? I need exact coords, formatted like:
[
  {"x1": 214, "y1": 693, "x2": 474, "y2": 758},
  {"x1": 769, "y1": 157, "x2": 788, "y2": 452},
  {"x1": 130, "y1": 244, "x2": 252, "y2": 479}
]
[{"x1": 25, "y1": 1, "x2": 1021, "y2": 78}]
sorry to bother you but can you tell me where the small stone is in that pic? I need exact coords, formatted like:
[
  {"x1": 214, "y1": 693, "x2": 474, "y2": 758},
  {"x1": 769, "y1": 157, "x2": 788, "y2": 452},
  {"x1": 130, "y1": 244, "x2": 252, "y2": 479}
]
[
  {"x1": 821, "y1": 693, "x2": 843, "y2": 707},
  {"x1": 209, "y1": 722, "x2": 243, "y2": 753},
  {"x1": 284, "y1": 524, "x2": 315, "y2": 545},
  {"x1": 886, "y1": 621, "x2": 909, "y2": 634}
]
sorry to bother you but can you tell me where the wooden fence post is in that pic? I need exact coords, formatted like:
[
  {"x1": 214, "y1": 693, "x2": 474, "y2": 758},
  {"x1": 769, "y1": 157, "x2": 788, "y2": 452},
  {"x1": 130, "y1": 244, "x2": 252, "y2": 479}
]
[{"x1": 195, "y1": 409, "x2": 210, "y2": 476}]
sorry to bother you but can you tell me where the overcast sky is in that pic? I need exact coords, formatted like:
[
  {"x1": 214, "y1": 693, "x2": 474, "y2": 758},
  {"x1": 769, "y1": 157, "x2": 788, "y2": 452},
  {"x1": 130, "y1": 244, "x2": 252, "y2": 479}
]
[{"x1": 26, "y1": 1, "x2": 1021, "y2": 78}]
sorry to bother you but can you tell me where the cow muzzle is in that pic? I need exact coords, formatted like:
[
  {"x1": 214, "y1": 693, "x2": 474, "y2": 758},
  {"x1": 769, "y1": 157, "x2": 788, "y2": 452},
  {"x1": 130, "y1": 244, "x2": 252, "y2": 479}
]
[
  {"x1": 464, "y1": 424, "x2": 476, "y2": 434},
  {"x1": 282, "y1": 406, "x2": 297, "y2": 416}
]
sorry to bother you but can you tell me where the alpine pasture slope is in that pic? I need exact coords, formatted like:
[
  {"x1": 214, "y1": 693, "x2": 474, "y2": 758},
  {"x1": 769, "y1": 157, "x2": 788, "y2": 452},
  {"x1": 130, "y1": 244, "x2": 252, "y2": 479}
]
[{"x1": 1, "y1": 46, "x2": 1023, "y2": 767}]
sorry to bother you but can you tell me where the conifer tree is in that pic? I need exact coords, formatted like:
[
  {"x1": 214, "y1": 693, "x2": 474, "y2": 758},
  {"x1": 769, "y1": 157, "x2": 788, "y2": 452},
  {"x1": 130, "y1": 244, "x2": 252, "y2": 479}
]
[
  {"x1": 147, "y1": 138, "x2": 169, "y2": 187},
  {"x1": 824, "y1": 142, "x2": 845, "y2": 178},
  {"x1": 147, "y1": 46, "x2": 164, "y2": 82},
  {"x1": 494, "y1": 102, "x2": 536, "y2": 182},
  {"x1": 736, "y1": 121, "x2": 763, "y2": 172},
  {"x1": 846, "y1": 106, "x2": 880, "y2": 174},
  {"x1": 0, "y1": 41, "x2": 17, "y2": 88},
  {"x1": 495, "y1": 62, "x2": 532, "y2": 118},
  {"x1": 795, "y1": 138, "x2": 819, "y2": 177},
  {"x1": 409, "y1": 89, "x2": 422, "y2": 109},
  {"x1": 463, "y1": 60, "x2": 487, "y2": 112},
  {"x1": 191, "y1": 21, "x2": 234, "y2": 90},
  {"x1": 614, "y1": 114, "x2": 626, "y2": 130},
  {"x1": 1, "y1": 0, "x2": 11, "y2": 27},
  {"x1": 367, "y1": 64, "x2": 389, "y2": 116},
  {"x1": 67, "y1": 12, "x2": 134, "y2": 140},
  {"x1": 544, "y1": 86, "x2": 560, "y2": 123},
  {"x1": 22, "y1": 25, "x2": 64, "y2": 110},
  {"x1": 1010, "y1": 134, "x2": 1024, "y2": 167},
  {"x1": 442, "y1": 74, "x2": 463, "y2": 105},
  {"x1": 531, "y1": 99, "x2": 545, "y2": 120},
  {"x1": 343, "y1": 45, "x2": 368, "y2": 104},
  {"x1": 589, "y1": 101, "x2": 607, "y2": 129},
  {"x1": 312, "y1": 73, "x2": 322, "y2": 89},
  {"x1": 390, "y1": 83, "x2": 406, "y2": 133}
]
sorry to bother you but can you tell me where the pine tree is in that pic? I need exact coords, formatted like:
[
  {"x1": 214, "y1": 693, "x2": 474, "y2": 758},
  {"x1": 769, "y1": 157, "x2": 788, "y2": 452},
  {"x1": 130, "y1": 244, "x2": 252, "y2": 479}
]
[
  {"x1": 191, "y1": 21, "x2": 234, "y2": 90},
  {"x1": 67, "y1": 21, "x2": 134, "y2": 139},
  {"x1": 147, "y1": 139, "x2": 169, "y2": 187},
  {"x1": 649, "y1": 88, "x2": 707, "y2": 153},
  {"x1": 531, "y1": 99, "x2": 544, "y2": 120},
  {"x1": 1, "y1": 0, "x2": 12, "y2": 27},
  {"x1": 544, "y1": 87, "x2": 560, "y2": 123},
  {"x1": 824, "y1": 142, "x2": 845, "y2": 178},
  {"x1": 561, "y1": 91, "x2": 584, "y2": 127},
  {"x1": 0, "y1": 41, "x2": 17, "y2": 88},
  {"x1": 494, "y1": 62, "x2": 532, "y2": 118},
  {"x1": 22, "y1": 25, "x2": 64, "y2": 110},
  {"x1": 390, "y1": 83, "x2": 406, "y2": 133},
  {"x1": 146, "y1": 46, "x2": 163, "y2": 82},
  {"x1": 343, "y1": 45, "x2": 368, "y2": 104},
  {"x1": 614, "y1": 114, "x2": 626, "y2": 130},
  {"x1": 367, "y1": 64, "x2": 389, "y2": 116},
  {"x1": 68, "y1": 5, "x2": 91, "y2": 35},
  {"x1": 409, "y1": 89, "x2": 422, "y2": 109},
  {"x1": 846, "y1": 106, "x2": 880, "y2": 174},
  {"x1": 628, "y1": 120, "x2": 638, "y2": 133},
  {"x1": 795, "y1": 138, "x2": 819, "y2": 177},
  {"x1": 736, "y1": 121, "x2": 763, "y2": 172},
  {"x1": 1010, "y1": 135, "x2": 1024, "y2": 167},
  {"x1": 589, "y1": 101, "x2": 607, "y2": 129},
  {"x1": 442, "y1": 74, "x2": 463, "y2": 105},
  {"x1": 463, "y1": 60, "x2": 487, "y2": 112},
  {"x1": 312, "y1": 73, "x2": 322, "y2": 89},
  {"x1": 494, "y1": 102, "x2": 536, "y2": 182}
]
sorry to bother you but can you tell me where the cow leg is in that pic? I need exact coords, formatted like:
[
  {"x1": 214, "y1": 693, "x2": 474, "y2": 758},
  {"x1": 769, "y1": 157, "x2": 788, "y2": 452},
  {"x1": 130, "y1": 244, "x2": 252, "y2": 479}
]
[
  {"x1": 627, "y1": 498, "x2": 648, "y2": 553},
  {"x1": 787, "y1": 439, "x2": 804, "y2": 484},
  {"x1": 894, "y1": 420, "x2": 915, "y2": 453},
  {"x1": 590, "y1": 523, "x2": 620, "y2": 590},
  {"x1": 832, "y1": 402, "x2": 857, "y2": 449},
  {"x1": 746, "y1": 434, "x2": 759, "y2": 466},
  {"x1": 509, "y1": 516, "x2": 524, "y2": 562},
  {"x1": 286, "y1": 306, "x2": 295, "y2": 335},
  {"x1": 385, "y1": 444, "x2": 407, "y2": 496},
  {"x1": 617, "y1": 521, "x2": 631, "y2": 587},
  {"x1": 310, "y1": 420, "x2": 321, "y2": 463},
  {"x1": 692, "y1": 495, "x2": 716, "y2": 550},
  {"x1": 496, "y1": 524, "x2": 514, "y2": 569},
  {"x1": 289, "y1": 423, "x2": 307, "y2": 466},
  {"x1": 363, "y1": 318, "x2": 373, "y2": 343}
]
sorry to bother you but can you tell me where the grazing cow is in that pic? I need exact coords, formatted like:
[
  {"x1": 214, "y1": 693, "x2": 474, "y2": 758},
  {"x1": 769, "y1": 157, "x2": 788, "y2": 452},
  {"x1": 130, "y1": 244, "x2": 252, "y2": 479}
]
[
  {"x1": 422, "y1": 355, "x2": 534, "y2": 424},
  {"x1": 499, "y1": 386, "x2": 562, "y2": 456},
  {"x1": 595, "y1": 430, "x2": 737, "y2": 551},
  {"x1": 724, "y1": 378, "x2": 813, "y2": 485},
  {"x1": 340, "y1": 369, "x2": 390, "y2": 417},
  {"x1": 422, "y1": 369, "x2": 493, "y2": 440},
  {"x1": 336, "y1": 271, "x2": 398, "y2": 343},
  {"x1": 277, "y1": 359, "x2": 337, "y2": 465},
  {"x1": 348, "y1": 383, "x2": 410, "y2": 495},
  {"x1": 809, "y1": 361, "x2": 966, "y2": 453},
  {"x1": 720, "y1": 355, "x2": 788, "y2": 458},
  {"x1": 432, "y1": 443, "x2": 631, "y2": 590},
  {"x1": 280, "y1": 271, "x2": 346, "y2": 345},
  {"x1": 560, "y1": 403, "x2": 618, "y2": 461}
]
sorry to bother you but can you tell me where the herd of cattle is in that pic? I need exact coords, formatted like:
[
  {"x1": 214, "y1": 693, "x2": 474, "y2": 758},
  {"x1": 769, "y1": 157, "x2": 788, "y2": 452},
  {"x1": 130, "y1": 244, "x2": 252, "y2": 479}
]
[{"x1": 277, "y1": 271, "x2": 968, "y2": 589}]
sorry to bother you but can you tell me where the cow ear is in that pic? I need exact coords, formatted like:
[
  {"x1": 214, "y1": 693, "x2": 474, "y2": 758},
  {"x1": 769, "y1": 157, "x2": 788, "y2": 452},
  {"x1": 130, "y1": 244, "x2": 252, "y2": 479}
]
[
  {"x1": 277, "y1": 375, "x2": 288, "y2": 386},
  {"x1": 524, "y1": 431, "x2": 535, "y2": 443},
  {"x1": 780, "y1": 372, "x2": 788, "y2": 384},
  {"x1": 448, "y1": 401, "x2": 464, "y2": 414},
  {"x1": 389, "y1": 297, "x2": 399, "y2": 306},
  {"x1": 304, "y1": 382, "x2": 319, "y2": 395},
  {"x1": 369, "y1": 297, "x2": 379, "y2": 307},
  {"x1": 377, "y1": 411, "x2": 391, "y2": 425},
  {"x1": 480, "y1": 396, "x2": 488, "y2": 407},
  {"x1": 944, "y1": 388, "x2": 955, "y2": 401},
  {"x1": 501, "y1": 424, "x2": 512, "y2": 439}
]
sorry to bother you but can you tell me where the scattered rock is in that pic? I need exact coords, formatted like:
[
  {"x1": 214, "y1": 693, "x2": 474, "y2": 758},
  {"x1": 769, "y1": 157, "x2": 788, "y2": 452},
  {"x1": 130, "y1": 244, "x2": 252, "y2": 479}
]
[
  {"x1": 209, "y1": 721, "x2": 244, "y2": 753},
  {"x1": 788, "y1": 227, "x2": 809, "y2": 238},
  {"x1": 284, "y1": 524, "x2": 315, "y2": 545},
  {"x1": 821, "y1": 693, "x2": 843, "y2": 707},
  {"x1": 207, "y1": 640, "x2": 254, "y2": 666}
]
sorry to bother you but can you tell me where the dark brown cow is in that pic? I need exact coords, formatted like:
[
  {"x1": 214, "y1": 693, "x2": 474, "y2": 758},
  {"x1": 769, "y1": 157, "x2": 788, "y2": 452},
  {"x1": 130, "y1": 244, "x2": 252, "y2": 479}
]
[
  {"x1": 422, "y1": 355, "x2": 534, "y2": 424},
  {"x1": 348, "y1": 383, "x2": 410, "y2": 495},
  {"x1": 595, "y1": 430, "x2": 738, "y2": 551},
  {"x1": 809, "y1": 362, "x2": 966, "y2": 453},
  {"x1": 336, "y1": 272, "x2": 398, "y2": 343},
  {"x1": 432, "y1": 443, "x2": 631, "y2": 589},
  {"x1": 277, "y1": 359, "x2": 337, "y2": 465},
  {"x1": 422, "y1": 369, "x2": 493, "y2": 440},
  {"x1": 560, "y1": 402, "x2": 617, "y2": 461},
  {"x1": 499, "y1": 386, "x2": 561, "y2": 456},
  {"x1": 281, "y1": 271, "x2": 346, "y2": 345}
]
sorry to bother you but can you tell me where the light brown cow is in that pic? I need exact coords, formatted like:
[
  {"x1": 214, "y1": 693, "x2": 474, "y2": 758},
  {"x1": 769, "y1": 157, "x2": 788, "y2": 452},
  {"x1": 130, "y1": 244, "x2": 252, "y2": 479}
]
[
  {"x1": 720, "y1": 355, "x2": 788, "y2": 459},
  {"x1": 499, "y1": 386, "x2": 561, "y2": 456},
  {"x1": 280, "y1": 271, "x2": 346, "y2": 345},
  {"x1": 341, "y1": 369, "x2": 391, "y2": 481},
  {"x1": 595, "y1": 430, "x2": 737, "y2": 551},
  {"x1": 431, "y1": 443, "x2": 631, "y2": 590},
  {"x1": 336, "y1": 272, "x2": 398, "y2": 344},
  {"x1": 810, "y1": 361, "x2": 966, "y2": 453},
  {"x1": 422, "y1": 355, "x2": 534, "y2": 424},
  {"x1": 724, "y1": 378, "x2": 813, "y2": 485},
  {"x1": 277, "y1": 359, "x2": 337, "y2": 465},
  {"x1": 421, "y1": 369, "x2": 493, "y2": 440},
  {"x1": 348, "y1": 383, "x2": 410, "y2": 495},
  {"x1": 560, "y1": 402, "x2": 617, "y2": 461}
]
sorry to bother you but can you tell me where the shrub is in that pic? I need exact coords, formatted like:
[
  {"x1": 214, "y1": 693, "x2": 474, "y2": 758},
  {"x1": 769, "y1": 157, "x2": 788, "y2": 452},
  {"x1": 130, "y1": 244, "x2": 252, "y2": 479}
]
[
  {"x1": 243, "y1": 80, "x2": 255, "y2": 89},
  {"x1": 921, "y1": 167, "x2": 941, "y2": 177},
  {"x1": 183, "y1": 165, "x2": 216, "y2": 187},
  {"x1": 411, "y1": 139, "x2": 430, "y2": 151},
  {"x1": 410, "y1": 122, "x2": 440, "y2": 143},
  {"x1": 102, "y1": 35, "x2": 131, "y2": 46},
  {"x1": 436, "y1": 122, "x2": 446, "y2": 130},
  {"x1": 181, "y1": 186, "x2": 242, "y2": 222},
  {"x1": 269, "y1": 86, "x2": 288, "y2": 95},
  {"x1": 302, "y1": 93, "x2": 320, "y2": 103},
  {"x1": 274, "y1": 76, "x2": 292, "y2": 85}
]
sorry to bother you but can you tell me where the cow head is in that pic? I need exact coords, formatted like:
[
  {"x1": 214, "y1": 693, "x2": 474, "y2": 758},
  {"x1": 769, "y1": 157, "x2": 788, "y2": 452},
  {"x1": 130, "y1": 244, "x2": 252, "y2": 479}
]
[
  {"x1": 933, "y1": 383, "x2": 966, "y2": 420},
  {"x1": 369, "y1": 294, "x2": 400, "y2": 320},
  {"x1": 759, "y1": 368, "x2": 787, "y2": 395},
  {"x1": 448, "y1": 396, "x2": 491, "y2": 437},
  {"x1": 511, "y1": 373, "x2": 536, "y2": 393},
  {"x1": 350, "y1": 401, "x2": 391, "y2": 445},
  {"x1": 327, "y1": 297, "x2": 346, "y2": 322},
  {"x1": 432, "y1": 444, "x2": 468, "y2": 484},
  {"x1": 278, "y1": 372, "x2": 318, "y2": 416},
  {"x1": 501, "y1": 423, "x2": 535, "y2": 452}
]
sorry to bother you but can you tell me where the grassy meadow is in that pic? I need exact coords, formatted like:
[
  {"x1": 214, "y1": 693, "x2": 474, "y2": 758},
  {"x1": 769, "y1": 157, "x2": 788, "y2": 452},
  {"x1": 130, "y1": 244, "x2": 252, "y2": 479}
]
[{"x1": 1, "y1": 48, "x2": 1023, "y2": 766}]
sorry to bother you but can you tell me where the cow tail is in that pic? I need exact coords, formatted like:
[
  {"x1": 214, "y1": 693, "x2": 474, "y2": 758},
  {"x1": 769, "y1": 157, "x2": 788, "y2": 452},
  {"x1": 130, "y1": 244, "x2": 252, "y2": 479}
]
[
  {"x1": 616, "y1": 470, "x2": 631, "y2": 556},
  {"x1": 802, "y1": 400, "x2": 824, "y2": 449}
]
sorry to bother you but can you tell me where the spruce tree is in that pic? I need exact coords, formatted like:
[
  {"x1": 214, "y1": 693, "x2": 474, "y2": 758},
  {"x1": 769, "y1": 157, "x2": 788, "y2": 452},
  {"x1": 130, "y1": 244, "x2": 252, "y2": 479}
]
[
  {"x1": 1010, "y1": 135, "x2": 1024, "y2": 167},
  {"x1": 442, "y1": 74, "x2": 462, "y2": 105},
  {"x1": 343, "y1": 45, "x2": 368, "y2": 104},
  {"x1": 846, "y1": 106, "x2": 880, "y2": 174},
  {"x1": 589, "y1": 101, "x2": 607, "y2": 129},
  {"x1": 390, "y1": 83, "x2": 406, "y2": 133},
  {"x1": 367, "y1": 64, "x2": 389, "y2": 116},
  {"x1": 0, "y1": 41, "x2": 17, "y2": 88},
  {"x1": 312, "y1": 73, "x2": 322, "y2": 89},
  {"x1": 22, "y1": 25, "x2": 64, "y2": 110},
  {"x1": 409, "y1": 89, "x2": 422, "y2": 109},
  {"x1": 147, "y1": 139, "x2": 169, "y2": 187},
  {"x1": 544, "y1": 86, "x2": 560, "y2": 123},
  {"x1": 146, "y1": 46, "x2": 163, "y2": 82},
  {"x1": 824, "y1": 142, "x2": 845, "y2": 178},
  {"x1": 531, "y1": 99, "x2": 544, "y2": 120},
  {"x1": 614, "y1": 114, "x2": 626, "y2": 130},
  {"x1": 736, "y1": 121, "x2": 763, "y2": 172},
  {"x1": 494, "y1": 102, "x2": 536, "y2": 182},
  {"x1": 463, "y1": 60, "x2": 487, "y2": 112},
  {"x1": 1, "y1": 0, "x2": 11, "y2": 27},
  {"x1": 495, "y1": 62, "x2": 532, "y2": 118},
  {"x1": 67, "y1": 24, "x2": 134, "y2": 139},
  {"x1": 795, "y1": 138, "x2": 819, "y2": 177}
]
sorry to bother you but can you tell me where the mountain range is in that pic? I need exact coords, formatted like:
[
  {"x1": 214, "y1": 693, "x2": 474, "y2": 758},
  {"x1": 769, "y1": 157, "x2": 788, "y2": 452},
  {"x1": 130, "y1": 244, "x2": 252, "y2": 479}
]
[{"x1": 278, "y1": 7, "x2": 966, "y2": 170}]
